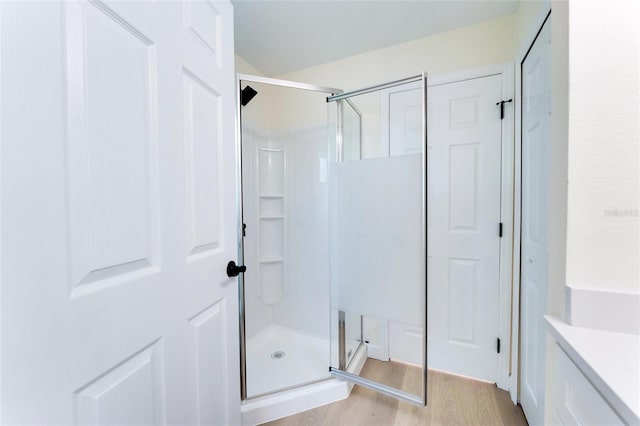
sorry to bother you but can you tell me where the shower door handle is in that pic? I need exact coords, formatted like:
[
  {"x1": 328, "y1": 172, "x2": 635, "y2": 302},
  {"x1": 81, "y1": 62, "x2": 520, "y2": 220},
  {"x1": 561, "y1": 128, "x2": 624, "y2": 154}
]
[{"x1": 227, "y1": 260, "x2": 246, "y2": 277}]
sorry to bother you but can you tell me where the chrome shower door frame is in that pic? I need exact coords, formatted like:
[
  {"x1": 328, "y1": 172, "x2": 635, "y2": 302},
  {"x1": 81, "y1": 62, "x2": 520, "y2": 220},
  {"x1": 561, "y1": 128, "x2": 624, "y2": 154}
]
[{"x1": 235, "y1": 74, "x2": 342, "y2": 400}]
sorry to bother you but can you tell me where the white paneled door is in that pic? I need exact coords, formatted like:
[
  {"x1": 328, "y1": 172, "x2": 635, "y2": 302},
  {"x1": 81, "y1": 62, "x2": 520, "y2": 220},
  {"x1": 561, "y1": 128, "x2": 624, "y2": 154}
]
[
  {"x1": 520, "y1": 16, "x2": 551, "y2": 426},
  {"x1": 384, "y1": 74, "x2": 504, "y2": 382},
  {"x1": 427, "y1": 75, "x2": 503, "y2": 382},
  {"x1": 1, "y1": 1, "x2": 239, "y2": 425}
]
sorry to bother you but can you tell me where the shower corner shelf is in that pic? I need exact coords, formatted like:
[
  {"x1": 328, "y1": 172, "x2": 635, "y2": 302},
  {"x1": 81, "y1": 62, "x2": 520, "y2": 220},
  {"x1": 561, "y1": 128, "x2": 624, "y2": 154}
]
[{"x1": 257, "y1": 146, "x2": 286, "y2": 307}]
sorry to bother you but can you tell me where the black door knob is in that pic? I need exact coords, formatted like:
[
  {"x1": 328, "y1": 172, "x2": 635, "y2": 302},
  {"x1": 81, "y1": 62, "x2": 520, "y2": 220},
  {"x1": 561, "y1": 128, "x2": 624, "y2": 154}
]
[{"x1": 227, "y1": 261, "x2": 246, "y2": 277}]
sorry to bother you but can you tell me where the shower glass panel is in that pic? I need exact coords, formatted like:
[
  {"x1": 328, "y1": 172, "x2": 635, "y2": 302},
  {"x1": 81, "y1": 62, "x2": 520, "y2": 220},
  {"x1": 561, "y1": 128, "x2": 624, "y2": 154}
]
[
  {"x1": 328, "y1": 74, "x2": 427, "y2": 405},
  {"x1": 239, "y1": 77, "x2": 339, "y2": 398}
]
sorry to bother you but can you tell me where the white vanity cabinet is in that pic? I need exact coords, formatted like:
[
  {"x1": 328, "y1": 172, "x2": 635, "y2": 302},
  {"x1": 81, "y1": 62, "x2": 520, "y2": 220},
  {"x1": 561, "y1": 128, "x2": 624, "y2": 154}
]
[
  {"x1": 550, "y1": 343, "x2": 624, "y2": 425},
  {"x1": 545, "y1": 316, "x2": 639, "y2": 426}
]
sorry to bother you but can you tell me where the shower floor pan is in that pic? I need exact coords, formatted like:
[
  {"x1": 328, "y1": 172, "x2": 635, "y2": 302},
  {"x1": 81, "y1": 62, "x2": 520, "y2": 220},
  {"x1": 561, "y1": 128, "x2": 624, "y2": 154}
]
[
  {"x1": 242, "y1": 325, "x2": 367, "y2": 425},
  {"x1": 246, "y1": 325, "x2": 330, "y2": 397}
]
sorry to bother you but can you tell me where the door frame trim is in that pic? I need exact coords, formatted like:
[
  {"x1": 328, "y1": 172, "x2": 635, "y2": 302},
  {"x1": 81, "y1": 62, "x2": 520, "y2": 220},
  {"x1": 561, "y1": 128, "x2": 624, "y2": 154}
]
[{"x1": 511, "y1": 3, "x2": 553, "y2": 405}]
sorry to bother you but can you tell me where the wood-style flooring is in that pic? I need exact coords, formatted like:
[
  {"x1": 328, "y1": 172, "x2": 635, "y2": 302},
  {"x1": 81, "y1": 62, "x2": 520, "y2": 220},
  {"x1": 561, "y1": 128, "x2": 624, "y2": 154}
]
[{"x1": 265, "y1": 359, "x2": 527, "y2": 426}]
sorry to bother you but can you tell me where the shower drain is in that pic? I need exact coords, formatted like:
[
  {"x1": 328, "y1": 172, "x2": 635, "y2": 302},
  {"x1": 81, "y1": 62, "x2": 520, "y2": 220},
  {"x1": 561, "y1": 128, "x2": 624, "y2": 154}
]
[{"x1": 270, "y1": 351, "x2": 286, "y2": 359}]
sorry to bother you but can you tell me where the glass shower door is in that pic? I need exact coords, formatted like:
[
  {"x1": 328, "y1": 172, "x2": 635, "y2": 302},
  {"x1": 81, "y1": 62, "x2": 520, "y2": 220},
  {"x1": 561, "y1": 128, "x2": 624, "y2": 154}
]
[
  {"x1": 238, "y1": 75, "x2": 342, "y2": 399},
  {"x1": 327, "y1": 74, "x2": 428, "y2": 405}
]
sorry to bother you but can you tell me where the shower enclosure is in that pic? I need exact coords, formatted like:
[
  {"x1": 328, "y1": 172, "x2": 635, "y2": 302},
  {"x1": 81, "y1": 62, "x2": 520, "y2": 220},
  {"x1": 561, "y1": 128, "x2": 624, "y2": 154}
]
[{"x1": 237, "y1": 73, "x2": 427, "y2": 412}]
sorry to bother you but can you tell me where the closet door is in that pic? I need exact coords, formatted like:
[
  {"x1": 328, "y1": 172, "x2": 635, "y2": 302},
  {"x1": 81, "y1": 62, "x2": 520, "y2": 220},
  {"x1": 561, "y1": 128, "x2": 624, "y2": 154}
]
[
  {"x1": 0, "y1": 1, "x2": 239, "y2": 424},
  {"x1": 520, "y1": 14, "x2": 552, "y2": 426},
  {"x1": 426, "y1": 74, "x2": 503, "y2": 383}
]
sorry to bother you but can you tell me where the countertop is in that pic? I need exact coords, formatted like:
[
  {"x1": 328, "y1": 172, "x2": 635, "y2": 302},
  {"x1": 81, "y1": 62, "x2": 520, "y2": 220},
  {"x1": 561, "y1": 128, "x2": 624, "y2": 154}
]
[{"x1": 545, "y1": 315, "x2": 640, "y2": 425}]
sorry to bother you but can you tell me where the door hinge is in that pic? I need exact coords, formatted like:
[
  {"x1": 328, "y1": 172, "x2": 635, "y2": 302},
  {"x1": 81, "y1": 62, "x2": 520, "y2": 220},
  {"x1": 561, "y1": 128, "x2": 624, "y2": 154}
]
[
  {"x1": 242, "y1": 223, "x2": 247, "y2": 237},
  {"x1": 496, "y1": 99, "x2": 513, "y2": 119},
  {"x1": 497, "y1": 338, "x2": 501, "y2": 354},
  {"x1": 499, "y1": 222, "x2": 503, "y2": 238}
]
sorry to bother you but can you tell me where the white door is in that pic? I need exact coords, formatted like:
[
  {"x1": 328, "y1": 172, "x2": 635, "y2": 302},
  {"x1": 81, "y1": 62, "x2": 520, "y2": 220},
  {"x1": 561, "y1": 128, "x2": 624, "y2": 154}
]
[
  {"x1": 383, "y1": 75, "x2": 503, "y2": 381},
  {"x1": 427, "y1": 75, "x2": 503, "y2": 382},
  {"x1": 520, "y1": 16, "x2": 551, "y2": 426},
  {"x1": 0, "y1": 1, "x2": 239, "y2": 425}
]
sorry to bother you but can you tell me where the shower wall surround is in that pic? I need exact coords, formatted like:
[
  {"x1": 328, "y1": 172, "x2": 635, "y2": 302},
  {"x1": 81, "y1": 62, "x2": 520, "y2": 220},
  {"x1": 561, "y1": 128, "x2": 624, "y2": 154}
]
[{"x1": 256, "y1": 146, "x2": 285, "y2": 306}]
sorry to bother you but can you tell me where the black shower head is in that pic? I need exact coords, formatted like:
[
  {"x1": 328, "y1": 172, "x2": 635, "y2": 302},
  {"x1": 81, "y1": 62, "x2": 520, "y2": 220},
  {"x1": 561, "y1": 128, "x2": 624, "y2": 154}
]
[{"x1": 240, "y1": 85, "x2": 258, "y2": 106}]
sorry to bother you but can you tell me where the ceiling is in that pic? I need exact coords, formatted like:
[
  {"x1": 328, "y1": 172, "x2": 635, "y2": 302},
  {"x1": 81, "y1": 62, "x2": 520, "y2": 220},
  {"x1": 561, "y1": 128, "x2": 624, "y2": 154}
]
[{"x1": 232, "y1": 0, "x2": 519, "y2": 76}]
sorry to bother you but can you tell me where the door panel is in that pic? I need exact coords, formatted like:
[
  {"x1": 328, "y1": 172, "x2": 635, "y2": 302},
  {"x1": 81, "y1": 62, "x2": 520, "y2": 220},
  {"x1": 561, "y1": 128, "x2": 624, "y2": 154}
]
[
  {"x1": 188, "y1": 300, "x2": 228, "y2": 426},
  {"x1": 0, "y1": 1, "x2": 239, "y2": 424},
  {"x1": 520, "y1": 16, "x2": 552, "y2": 426},
  {"x1": 75, "y1": 341, "x2": 166, "y2": 425},
  {"x1": 183, "y1": 70, "x2": 223, "y2": 259},
  {"x1": 427, "y1": 75, "x2": 502, "y2": 382},
  {"x1": 65, "y1": 0, "x2": 160, "y2": 295},
  {"x1": 389, "y1": 88, "x2": 424, "y2": 156}
]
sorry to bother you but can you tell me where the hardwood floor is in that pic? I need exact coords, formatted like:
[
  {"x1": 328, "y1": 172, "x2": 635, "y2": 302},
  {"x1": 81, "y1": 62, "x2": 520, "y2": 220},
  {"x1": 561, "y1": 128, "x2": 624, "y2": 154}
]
[{"x1": 265, "y1": 360, "x2": 527, "y2": 426}]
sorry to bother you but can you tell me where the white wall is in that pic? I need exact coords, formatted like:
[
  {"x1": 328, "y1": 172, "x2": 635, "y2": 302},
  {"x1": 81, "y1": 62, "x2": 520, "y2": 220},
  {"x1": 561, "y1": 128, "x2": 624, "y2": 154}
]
[
  {"x1": 565, "y1": 0, "x2": 640, "y2": 294},
  {"x1": 237, "y1": 15, "x2": 518, "y2": 164},
  {"x1": 273, "y1": 15, "x2": 515, "y2": 160},
  {"x1": 236, "y1": 54, "x2": 263, "y2": 76},
  {"x1": 545, "y1": 3, "x2": 570, "y2": 422},
  {"x1": 549, "y1": 1, "x2": 569, "y2": 320},
  {"x1": 513, "y1": 1, "x2": 550, "y2": 55},
  {"x1": 237, "y1": 14, "x2": 518, "y2": 154},
  {"x1": 278, "y1": 15, "x2": 514, "y2": 88}
]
